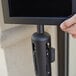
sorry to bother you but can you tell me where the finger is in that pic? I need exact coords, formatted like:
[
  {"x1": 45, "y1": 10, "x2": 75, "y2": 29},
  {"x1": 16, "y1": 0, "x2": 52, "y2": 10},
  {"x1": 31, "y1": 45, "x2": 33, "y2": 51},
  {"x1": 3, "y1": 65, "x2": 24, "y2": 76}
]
[
  {"x1": 72, "y1": 34, "x2": 76, "y2": 38},
  {"x1": 64, "y1": 24, "x2": 76, "y2": 35},
  {"x1": 60, "y1": 14, "x2": 76, "y2": 30}
]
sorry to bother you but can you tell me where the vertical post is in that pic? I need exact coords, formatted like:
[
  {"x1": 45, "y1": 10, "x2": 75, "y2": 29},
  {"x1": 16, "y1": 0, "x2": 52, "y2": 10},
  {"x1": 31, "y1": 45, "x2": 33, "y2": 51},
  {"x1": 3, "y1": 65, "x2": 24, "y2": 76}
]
[
  {"x1": 57, "y1": 27, "x2": 69, "y2": 76},
  {"x1": 31, "y1": 24, "x2": 55, "y2": 76},
  {"x1": 37, "y1": 24, "x2": 44, "y2": 34}
]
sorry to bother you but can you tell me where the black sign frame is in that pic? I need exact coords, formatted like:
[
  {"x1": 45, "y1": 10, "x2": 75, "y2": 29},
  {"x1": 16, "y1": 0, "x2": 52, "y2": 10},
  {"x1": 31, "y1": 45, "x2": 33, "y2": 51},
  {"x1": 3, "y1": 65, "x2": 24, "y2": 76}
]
[{"x1": 1, "y1": 0, "x2": 76, "y2": 25}]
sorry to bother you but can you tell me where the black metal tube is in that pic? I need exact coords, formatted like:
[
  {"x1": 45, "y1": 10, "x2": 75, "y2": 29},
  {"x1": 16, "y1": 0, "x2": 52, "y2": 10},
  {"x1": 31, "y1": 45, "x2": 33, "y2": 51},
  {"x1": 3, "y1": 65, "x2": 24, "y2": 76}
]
[
  {"x1": 64, "y1": 33, "x2": 69, "y2": 76},
  {"x1": 37, "y1": 25, "x2": 44, "y2": 33}
]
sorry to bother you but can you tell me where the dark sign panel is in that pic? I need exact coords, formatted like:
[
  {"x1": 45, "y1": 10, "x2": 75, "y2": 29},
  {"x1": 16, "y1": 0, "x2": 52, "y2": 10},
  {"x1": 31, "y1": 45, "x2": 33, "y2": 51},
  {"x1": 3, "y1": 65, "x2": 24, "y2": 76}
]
[{"x1": 8, "y1": 0, "x2": 72, "y2": 17}]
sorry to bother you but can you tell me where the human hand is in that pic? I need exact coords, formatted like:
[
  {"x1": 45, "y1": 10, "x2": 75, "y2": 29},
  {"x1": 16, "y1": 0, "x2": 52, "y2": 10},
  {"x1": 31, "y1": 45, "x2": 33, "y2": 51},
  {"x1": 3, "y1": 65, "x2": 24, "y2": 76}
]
[{"x1": 60, "y1": 14, "x2": 76, "y2": 38}]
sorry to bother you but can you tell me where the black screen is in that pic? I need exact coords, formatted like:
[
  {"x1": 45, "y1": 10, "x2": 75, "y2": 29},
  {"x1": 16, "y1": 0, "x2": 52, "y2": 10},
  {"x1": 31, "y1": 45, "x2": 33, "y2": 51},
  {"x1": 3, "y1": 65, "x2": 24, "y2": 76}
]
[{"x1": 8, "y1": 0, "x2": 72, "y2": 17}]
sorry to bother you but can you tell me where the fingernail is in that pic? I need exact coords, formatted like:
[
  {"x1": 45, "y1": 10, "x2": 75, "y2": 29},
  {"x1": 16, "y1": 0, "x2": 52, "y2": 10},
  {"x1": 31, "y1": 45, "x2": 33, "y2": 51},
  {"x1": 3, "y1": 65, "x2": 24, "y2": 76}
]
[{"x1": 60, "y1": 23, "x2": 66, "y2": 29}]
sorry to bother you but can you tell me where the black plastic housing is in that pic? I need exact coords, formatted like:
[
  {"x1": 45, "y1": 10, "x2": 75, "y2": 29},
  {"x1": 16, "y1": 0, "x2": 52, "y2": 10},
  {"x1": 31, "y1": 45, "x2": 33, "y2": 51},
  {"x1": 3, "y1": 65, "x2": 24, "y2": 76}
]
[{"x1": 32, "y1": 32, "x2": 52, "y2": 76}]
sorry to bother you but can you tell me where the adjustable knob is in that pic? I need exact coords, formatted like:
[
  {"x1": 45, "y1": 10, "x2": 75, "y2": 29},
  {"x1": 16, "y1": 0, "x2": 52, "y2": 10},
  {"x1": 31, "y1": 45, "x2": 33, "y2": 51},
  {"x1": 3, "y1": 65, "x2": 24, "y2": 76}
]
[{"x1": 50, "y1": 47, "x2": 55, "y2": 63}]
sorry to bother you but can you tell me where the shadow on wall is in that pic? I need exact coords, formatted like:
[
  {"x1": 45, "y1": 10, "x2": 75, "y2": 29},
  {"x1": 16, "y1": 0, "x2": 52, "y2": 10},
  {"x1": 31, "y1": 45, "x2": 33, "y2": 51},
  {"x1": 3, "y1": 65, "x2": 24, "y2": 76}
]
[
  {"x1": 0, "y1": 25, "x2": 36, "y2": 76},
  {"x1": 0, "y1": 25, "x2": 58, "y2": 76}
]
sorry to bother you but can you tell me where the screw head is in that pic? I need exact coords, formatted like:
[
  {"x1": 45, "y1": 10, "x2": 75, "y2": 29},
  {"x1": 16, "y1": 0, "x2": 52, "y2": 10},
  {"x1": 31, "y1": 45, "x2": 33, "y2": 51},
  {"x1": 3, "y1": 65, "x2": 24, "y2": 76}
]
[{"x1": 48, "y1": 72, "x2": 50, "y2": 74}]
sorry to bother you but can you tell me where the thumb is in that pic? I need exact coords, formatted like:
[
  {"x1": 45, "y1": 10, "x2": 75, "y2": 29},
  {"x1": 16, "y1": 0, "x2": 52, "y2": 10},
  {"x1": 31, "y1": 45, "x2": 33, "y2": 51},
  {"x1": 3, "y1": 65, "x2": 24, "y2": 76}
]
[{"x1": 60, "y1": 14, "x2": 76, "y2": 31}]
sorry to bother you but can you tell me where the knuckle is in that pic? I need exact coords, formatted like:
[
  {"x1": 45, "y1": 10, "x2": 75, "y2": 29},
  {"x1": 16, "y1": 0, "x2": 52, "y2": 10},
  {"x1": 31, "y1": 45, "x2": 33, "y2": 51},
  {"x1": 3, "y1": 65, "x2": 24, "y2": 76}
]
[{"x1": 63, "y1": 20, "x2": 69, "y2": 26}]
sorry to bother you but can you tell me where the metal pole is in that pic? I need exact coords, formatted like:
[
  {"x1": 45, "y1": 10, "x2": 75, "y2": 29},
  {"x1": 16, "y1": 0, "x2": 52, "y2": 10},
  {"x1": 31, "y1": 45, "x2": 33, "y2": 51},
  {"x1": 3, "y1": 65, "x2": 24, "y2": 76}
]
[{"x1": 37, "y1": 24, "x2": 44, "y2": 34}]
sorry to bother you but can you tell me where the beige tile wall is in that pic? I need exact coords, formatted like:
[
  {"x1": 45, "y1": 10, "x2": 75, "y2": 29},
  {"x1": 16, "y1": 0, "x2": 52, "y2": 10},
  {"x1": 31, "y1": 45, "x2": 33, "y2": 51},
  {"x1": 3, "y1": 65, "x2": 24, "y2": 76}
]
[{"x1": 69, "y1": 35, "x2": 76, "y2": 76}]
